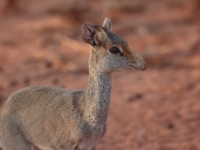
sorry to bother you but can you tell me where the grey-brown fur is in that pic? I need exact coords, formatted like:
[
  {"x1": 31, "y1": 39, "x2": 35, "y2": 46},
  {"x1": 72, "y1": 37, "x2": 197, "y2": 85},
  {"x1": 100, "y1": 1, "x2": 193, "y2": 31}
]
[{"x1": 0, "y1": 17, "x2": 146, "y2": 150}]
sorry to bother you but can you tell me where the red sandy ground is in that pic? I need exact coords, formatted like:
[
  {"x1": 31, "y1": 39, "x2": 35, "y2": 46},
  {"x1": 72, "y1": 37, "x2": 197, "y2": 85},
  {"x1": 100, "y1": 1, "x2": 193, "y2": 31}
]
[{"x1": 0, "y1": 0, "x2": 200, "y2": 149}]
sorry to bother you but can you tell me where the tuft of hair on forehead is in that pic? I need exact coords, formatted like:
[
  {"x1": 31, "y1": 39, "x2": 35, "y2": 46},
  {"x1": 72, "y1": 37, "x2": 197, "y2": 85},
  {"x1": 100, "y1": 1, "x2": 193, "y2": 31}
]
[{"x1": 105, "y1": 31, "x2": 127, "y2": 46}]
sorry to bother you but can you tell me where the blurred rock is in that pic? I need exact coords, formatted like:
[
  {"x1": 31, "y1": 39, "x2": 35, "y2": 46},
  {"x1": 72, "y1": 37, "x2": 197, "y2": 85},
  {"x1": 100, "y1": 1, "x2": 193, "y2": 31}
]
[
  {"x1": 2, "y1": 0, "x2": 25, "y2": 14},
  {"x1": 44, "y1": 60, "x2": 53, "y2": 69},
  {"x1": 23, "y1": 77, "x2": 31, "y2": 86},
  {"x1": 127, "y1": 93, "x2": 143, "y2": 102},
  {"x1": 166, "y1": 123, "x2": 174, "y2": 129},
  {"x1": 9, "y1": 79, "x2": 18, "y2": 87}
]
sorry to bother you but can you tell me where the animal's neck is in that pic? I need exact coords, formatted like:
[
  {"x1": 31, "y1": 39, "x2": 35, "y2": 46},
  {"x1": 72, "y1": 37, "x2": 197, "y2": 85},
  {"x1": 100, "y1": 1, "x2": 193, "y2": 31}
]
[{"x1": 83, "y1": 49, "x2": 112, "y2": 126}]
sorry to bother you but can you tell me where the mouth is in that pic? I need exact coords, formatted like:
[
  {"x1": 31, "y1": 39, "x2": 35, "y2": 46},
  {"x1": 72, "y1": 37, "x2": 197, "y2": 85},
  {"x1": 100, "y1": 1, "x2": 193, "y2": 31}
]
[{"x1": 129, "y1": 63, "x2": 146, "y2": 71}]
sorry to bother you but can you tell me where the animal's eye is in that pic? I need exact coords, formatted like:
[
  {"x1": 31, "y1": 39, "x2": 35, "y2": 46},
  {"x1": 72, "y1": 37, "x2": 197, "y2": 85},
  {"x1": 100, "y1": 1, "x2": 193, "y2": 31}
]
[{"x1": 109, "y1": 47, "x2": 122, "y2": 55}]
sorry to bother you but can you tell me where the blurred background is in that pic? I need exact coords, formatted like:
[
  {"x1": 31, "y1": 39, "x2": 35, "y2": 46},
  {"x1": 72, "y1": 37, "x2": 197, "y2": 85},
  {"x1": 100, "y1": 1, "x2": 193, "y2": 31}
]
[{"x1": 0, "y1": 0, "x2": 200, "y2": 149}]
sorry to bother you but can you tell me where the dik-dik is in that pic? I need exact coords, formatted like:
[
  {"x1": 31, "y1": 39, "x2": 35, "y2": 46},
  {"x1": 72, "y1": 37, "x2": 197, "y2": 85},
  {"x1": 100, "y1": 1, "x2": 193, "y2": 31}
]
[{"x1": 0, "y1": 17, "x2": 146, "y2": 150}]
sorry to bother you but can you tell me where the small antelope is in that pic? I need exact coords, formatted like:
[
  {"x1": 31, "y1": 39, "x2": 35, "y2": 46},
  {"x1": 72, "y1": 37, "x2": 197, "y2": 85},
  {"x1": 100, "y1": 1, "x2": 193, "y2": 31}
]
[{"x1": 0, "y1": 17, "x2": 146, "y2": 150}]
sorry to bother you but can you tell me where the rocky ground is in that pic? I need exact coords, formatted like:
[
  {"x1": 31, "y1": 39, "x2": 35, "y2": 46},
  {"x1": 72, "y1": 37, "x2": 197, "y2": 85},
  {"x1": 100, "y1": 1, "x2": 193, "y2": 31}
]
[{"x1": 0, "y1": 0, "x2": 200, "y2": 149}]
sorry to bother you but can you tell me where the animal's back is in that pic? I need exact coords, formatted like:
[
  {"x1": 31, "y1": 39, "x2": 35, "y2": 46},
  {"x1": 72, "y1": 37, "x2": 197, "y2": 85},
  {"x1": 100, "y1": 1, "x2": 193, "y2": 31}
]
[
  {"x1": 1, "y1": 86, "x2": 83, "y2": 115},
  {"x1": 0, "y1": 86, "x2": 85, "y2": 149}
]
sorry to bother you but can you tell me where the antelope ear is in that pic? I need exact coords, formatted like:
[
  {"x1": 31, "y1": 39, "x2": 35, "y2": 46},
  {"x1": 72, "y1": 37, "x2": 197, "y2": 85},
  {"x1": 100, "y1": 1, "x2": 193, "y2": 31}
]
[
  {"x1": 102, "y1": 17, "x2": 112, "y2": 31},
  {"x1": 82, "y1": 23, "x2": 99, "y2": 46}
]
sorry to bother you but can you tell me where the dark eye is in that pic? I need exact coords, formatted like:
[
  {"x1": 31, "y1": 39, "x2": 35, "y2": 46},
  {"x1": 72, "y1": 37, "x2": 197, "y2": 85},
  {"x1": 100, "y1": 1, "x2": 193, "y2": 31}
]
[{"x1": 109, "y1": 47, "x2": 122, "y2": 55}]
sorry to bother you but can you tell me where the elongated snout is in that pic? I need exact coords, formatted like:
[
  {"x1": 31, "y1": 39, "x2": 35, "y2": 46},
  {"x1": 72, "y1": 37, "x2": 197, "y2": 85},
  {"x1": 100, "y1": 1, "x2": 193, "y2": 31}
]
[{"x1": 128, "y1": 53, "x2": 146, "y2": 71}]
